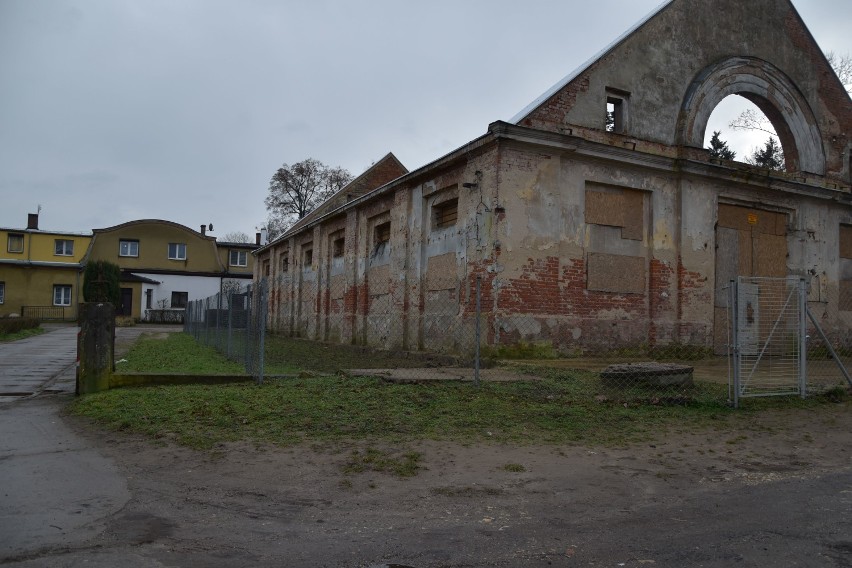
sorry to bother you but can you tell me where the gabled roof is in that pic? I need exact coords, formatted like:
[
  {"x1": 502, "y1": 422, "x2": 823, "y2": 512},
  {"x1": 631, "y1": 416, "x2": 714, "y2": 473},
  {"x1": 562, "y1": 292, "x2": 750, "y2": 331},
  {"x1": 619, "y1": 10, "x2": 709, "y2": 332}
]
[
  {"x1": 505, "y1": 0, "x2": 849, "y2": 179},
  {"x1": 262, "y1": 152, "x2": 408, "y2": 250},
  {"x1": 509, "y1": 0, "x2": 674, "y2": 125}
]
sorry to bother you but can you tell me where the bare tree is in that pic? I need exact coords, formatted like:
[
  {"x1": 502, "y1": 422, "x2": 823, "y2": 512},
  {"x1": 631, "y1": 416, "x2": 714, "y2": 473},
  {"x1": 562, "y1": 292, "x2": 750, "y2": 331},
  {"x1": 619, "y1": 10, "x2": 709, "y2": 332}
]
[
  {"x1": 729, "y1": 52, "x2": 851, "y2": 137},
  {"x1": 264, "y1": 158, "x2": 353, "y2": 240},
  {"x1": 222, "y1": 231, "x2": 252, "y2": 243},
  {"x1": 825, "y1": 51, "x2": 852, "y2": 93}
]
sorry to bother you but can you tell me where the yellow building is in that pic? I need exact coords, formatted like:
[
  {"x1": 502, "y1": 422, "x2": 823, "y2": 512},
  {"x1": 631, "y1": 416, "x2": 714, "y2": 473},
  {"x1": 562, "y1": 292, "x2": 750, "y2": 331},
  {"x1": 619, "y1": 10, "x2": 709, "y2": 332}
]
[
  {"x1": 1, "y1": 215, "x2": 258, "y2": 322},
  {"x1": 0, "y1": 214, "x2": 91, "y2": 320},
  {"x1": 85, "y1": 220, "x2": 257, "y2": 320}
]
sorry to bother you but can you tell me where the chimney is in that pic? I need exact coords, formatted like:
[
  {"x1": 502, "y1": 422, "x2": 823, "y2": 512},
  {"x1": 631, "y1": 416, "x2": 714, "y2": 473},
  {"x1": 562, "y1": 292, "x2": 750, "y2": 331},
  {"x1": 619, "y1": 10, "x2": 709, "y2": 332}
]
[
  {"x1": 260, "y1": 228, "x2": 268, "y2": 245},
  {"x1": 200, "y1": 224, "x2": 206, "y2": 236},
  {"x1": 256, "y1": 232, "x2": 261, "y2": 245},
  {"x1": 27, "y1": 213, "x2": 39, "y2": 230}
]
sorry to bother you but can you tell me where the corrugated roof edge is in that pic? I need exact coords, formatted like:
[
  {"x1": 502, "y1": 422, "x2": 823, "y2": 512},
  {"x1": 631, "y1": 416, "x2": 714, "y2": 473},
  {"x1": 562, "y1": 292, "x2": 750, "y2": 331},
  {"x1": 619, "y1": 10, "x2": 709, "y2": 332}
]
[{"x1": 508, "y1": 0, "x2": 674, "y2": 125}]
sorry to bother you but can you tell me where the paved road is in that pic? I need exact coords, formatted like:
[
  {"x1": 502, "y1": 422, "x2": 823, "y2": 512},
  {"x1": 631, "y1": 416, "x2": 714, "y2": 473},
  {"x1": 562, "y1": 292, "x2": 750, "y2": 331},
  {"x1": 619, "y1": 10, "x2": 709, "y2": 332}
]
[
  {"x1": 0, "y1": 325, "x2": 181, "y2": 563},
  {"x1": 0, "y1": 325, "x2": 78, "y2": 402}
]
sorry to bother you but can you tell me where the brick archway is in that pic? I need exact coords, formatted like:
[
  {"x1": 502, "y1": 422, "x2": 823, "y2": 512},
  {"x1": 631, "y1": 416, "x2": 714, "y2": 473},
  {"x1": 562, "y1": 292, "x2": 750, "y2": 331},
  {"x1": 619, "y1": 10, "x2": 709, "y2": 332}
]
[{"x1": 677, "y1": 56, "x2": 825, "y2": 175}]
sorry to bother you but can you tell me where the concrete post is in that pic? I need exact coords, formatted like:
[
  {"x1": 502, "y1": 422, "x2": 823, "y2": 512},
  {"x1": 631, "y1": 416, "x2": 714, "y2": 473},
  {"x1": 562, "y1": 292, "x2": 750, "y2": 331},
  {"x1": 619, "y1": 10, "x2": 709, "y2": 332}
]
[{"x1": 77, "y1": 302, "x2": 115, "y2": 394}]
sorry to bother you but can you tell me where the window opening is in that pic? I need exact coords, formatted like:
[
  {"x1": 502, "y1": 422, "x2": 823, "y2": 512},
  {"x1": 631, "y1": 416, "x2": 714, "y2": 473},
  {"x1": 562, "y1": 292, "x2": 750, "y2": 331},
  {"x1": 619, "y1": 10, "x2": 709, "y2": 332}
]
[
  {"x1": 54, "y1": 239, "x2": 74, "y2": 256},
  {"x1": 229, "y1": 250, "x2": 247, "y2": 267},
  {"x1": 332, "y1": 237, "x2": 345, "y2": 257},
  {"x1": 171, "y1": 291, "x2": 188, "y2": 308},
  {"x1": 168, "y1": 243, "x2": 187, "y2": 260},
  {"x1": 7, "y1": 233, "x2": 24, "y2": 253},
  {"x1": 119, "y1": 240, "x2": 139, "y2": 257},
  {"x1": 0, "y1": 281, "x2": 5, "y2": 304},
  {"x1": 433, "y1": 199, "x2": 459, "y2": 230},
  {"x1": 53, "y1": 285, "x2": 72, "y2": 306},
  {"x1": 374, "y1": 222, "x2": 390, "y2": 247},
  {"x1": 605, "y1": 88, "x2": 629, "y2": 133}
]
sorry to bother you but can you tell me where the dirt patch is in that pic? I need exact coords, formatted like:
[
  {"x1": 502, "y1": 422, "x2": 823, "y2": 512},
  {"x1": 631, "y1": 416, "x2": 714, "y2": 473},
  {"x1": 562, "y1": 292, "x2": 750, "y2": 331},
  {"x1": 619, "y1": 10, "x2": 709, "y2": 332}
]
[{"x1": 61, "y1": 401, "x2": 852, "y2": 567}]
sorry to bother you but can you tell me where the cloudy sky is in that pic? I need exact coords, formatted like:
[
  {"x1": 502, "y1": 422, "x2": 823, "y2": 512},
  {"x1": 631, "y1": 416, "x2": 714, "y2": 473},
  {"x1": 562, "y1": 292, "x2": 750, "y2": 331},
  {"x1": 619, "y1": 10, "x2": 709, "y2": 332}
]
[{"x1": 1, "y1": 1, "x2": 849, "y2": 239}]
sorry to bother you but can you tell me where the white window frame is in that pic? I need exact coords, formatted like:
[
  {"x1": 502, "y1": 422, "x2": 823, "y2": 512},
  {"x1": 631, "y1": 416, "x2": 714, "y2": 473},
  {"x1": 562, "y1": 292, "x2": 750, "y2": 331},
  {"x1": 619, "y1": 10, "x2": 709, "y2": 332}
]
[
  {"x1": 168, "y1": 243, "x2": 187, "y2": 261},
  {"x1": 0, "y1": 281, "x2": 5, "y2": 304},
  {"x1": 54, "y1": 239, "x2": 74, "y2": 256},
  {"x1": 119, "y1": 240, "x2": 139, "y2": 257},
  {"x1": 229, "y1": 250, "x2": 247, "y2": 267},
  {"x1": 7, "y1": 233, "x2": 24, "y2": 253},
  {"x1": 53, "y1": 285, "x2": 72, "y2": 306}
]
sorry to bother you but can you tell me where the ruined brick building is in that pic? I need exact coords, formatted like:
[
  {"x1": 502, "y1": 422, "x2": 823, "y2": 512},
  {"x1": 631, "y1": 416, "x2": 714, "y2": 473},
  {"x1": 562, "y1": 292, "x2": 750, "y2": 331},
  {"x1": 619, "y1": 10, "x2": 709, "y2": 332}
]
[{"x1": 254, "y1": 0, "x2": 852, "y2": 355}]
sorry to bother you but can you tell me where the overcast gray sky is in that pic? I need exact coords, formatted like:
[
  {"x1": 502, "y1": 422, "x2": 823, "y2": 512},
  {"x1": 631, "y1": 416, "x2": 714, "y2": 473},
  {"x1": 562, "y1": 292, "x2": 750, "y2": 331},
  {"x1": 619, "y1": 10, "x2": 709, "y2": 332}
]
[{"x1": 1, "y1": 0, "x2": 849, "y2": 238}]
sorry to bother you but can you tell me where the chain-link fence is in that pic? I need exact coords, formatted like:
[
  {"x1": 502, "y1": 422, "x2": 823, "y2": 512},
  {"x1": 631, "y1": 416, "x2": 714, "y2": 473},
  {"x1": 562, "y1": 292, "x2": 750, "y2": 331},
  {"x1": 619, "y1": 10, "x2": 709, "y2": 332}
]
[
  {"x1": 258, "y1": 272, "x2": 732, "y2": 406},
  {"x1": 184, "y1": 279, "x2": 268, "y2": 383},
  {"x1": 725, "y1": 277, "x2": 852, "y2": 406},
  {"x1": 183, "y1": 272, "x2": 849, "y2": 406}
]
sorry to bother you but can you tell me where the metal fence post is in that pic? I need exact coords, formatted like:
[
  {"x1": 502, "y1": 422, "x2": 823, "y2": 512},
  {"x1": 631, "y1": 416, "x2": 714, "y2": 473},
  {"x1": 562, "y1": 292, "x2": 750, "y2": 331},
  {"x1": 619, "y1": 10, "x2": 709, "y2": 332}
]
[
  {"x1": 227, "y1": 290, "x2": 233, "y2": 359},
  {"x1": 799, "y1": 278, "x2": 807, "y2": 398},
  {"x1": 245, "y1": 284, "x2": 252, "y2": 374},
  {"x1": 731, "y1": 279, "x2": 740, "y2": 409},
  {"x1": 475, "y1": 275, "x2": 481, "y2": 387},
  {"x1": 257, "y1": 279, "x2": 267, "y2": 385}
]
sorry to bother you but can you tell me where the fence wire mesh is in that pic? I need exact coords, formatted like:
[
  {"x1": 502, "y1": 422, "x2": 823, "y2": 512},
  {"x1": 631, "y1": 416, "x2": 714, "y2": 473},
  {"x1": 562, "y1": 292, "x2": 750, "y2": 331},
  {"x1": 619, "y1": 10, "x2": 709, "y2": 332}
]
[
  {"x1": 254, "y1": 271, "x2": 735, "y2": 407},
  {"x1": 184, "y1": 279, "x2": 268, "y2": 383},
  {"x1": 182, "y1": 272, "x2": 849, "y2": 407},
  {"x1": 726, "y1": 277, "x2": 852, "y2": 406}
]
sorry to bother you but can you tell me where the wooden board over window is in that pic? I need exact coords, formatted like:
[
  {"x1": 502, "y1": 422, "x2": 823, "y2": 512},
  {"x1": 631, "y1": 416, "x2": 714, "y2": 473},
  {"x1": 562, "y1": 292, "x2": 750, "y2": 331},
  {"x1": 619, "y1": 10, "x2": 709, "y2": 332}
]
[
  {"x1": 433, "y1": 199, "x2": 459, "y2": 230},
  {"x1": 587, "y1": 253, "x2": 646, "y2": 294},
  {"x1": 584, "y1": 186, "x2": 644, "y2": 241},
  {"x1": 840, "y1": 225, "x2": 852, "y2": 259}
]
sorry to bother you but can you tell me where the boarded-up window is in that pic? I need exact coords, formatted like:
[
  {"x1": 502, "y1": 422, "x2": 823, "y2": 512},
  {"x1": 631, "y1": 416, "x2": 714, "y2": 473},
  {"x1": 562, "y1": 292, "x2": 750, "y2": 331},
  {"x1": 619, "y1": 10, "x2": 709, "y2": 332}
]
[
  {"x1": 840, "y1": 225, "x2": 852, "y2": 259},
  {"x1": 433, "y1": 199, "x2": 458, "y2": 230},
  {"x1": 587, "y1": 253, "x2": 645, "y2": 294},
  {"x1": 585, "y1": 186, "x2": 643, "y2": 240},
  {"x1": 304, "y1": 249, "x2": 313, "y2": 268},
  {"x1": 841, "y1": 280, "x2": 852, "y2": 312}
]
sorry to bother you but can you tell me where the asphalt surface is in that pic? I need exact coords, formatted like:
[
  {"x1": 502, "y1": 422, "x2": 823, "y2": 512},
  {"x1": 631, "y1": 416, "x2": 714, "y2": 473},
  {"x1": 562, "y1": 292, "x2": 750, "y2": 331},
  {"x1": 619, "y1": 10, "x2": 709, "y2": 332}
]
[{"x1": 0, "y1": 325, "x2": 179, "y2": 564}]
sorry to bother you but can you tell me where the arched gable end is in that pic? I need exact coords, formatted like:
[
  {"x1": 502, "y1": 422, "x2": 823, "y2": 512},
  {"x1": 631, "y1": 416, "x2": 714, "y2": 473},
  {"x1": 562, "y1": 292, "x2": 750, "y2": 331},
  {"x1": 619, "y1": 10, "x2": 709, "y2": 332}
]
[{"x1": 678, "y1": 57, "x2": 825, "y2": 176}]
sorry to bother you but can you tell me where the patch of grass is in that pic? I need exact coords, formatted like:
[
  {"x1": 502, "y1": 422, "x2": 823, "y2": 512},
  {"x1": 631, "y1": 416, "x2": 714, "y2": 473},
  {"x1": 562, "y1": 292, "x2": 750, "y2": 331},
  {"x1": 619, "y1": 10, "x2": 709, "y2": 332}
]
[
  {"x1": 343, "y1": 447, "x2": 422, "y2": 477},
  {"x1": 502, "y1": 463, "x2": 526, "y2": 473},
  {"x1": 263, "y1": 333, "x2": 451, "y2": 373},
  {"x1": 71, "y1": 371, "x2": 849, "y2": 451},
  {"x1": 70, "y1": 330, "x2": 851, "y2": 452},
  {"x1": 116, "y1": 332, "x2": 246, "y2": 375},
  {"x1": 0, "y1": 326, "x2": 46, "y2": 342}
]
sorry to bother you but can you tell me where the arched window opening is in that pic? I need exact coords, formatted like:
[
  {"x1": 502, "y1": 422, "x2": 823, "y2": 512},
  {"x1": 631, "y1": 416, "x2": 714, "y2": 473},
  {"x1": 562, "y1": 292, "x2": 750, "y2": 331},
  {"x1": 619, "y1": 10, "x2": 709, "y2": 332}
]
[{"x1": 704, "y1": 95, "x2": 786, "y2": 171}]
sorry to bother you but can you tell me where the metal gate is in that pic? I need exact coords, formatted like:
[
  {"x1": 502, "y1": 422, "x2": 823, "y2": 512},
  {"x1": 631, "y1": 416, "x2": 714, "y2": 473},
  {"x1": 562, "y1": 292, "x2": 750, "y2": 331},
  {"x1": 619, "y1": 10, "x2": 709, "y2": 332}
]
[{"x1": 729, "y1": 277, "x2": 852, "y2": 406}]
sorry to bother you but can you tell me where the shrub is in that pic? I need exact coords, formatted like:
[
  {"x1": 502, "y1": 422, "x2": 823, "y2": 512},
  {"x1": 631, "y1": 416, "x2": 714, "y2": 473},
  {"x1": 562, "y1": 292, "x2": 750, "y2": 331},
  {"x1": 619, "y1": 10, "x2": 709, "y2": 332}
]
[
  {"x1": 84, "y1": 260, "x2": 121, "y2": 304},
  {"x1": 0, "y1": 317, "x2": 39, "y2": 335}
]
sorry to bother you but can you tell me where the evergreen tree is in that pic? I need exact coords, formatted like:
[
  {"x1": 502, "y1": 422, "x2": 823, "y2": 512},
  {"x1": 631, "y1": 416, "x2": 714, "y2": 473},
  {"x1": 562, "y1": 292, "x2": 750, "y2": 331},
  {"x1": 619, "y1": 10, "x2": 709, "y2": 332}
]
[
  {"x1": 83, "y1": 260, "x2": 121, "y2": 304},
  {"x1": 746, "y1": 136, "x2": 785, "y2": 171},
  {"x1": 707, "y1": 130, "x2": 736, "y2": 160}
]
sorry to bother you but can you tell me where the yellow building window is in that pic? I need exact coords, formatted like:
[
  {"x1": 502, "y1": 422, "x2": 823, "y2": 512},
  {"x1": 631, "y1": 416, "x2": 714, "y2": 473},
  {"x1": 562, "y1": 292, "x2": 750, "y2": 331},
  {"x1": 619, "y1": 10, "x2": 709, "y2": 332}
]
[
  {"x1": 7, "y1": 233, "x2": 23, "y2": 253},
  {"x1": 54, "y1": 239, "x2": 74, "y2": 256}
]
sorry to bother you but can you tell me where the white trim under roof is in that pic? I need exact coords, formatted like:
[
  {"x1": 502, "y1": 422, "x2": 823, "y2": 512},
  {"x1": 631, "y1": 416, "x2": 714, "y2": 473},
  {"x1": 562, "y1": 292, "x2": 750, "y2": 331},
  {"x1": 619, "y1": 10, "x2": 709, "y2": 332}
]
[{"x1": 509, "y1": 0, "x2": 674, "y2": 125}]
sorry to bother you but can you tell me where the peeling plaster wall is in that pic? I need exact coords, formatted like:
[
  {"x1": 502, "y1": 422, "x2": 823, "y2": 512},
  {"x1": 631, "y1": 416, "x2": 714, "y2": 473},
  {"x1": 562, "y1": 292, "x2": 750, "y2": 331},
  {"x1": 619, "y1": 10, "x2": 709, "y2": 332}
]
[{"x1": 257, "y1": 0, "x2": 850, "y2": 355}]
